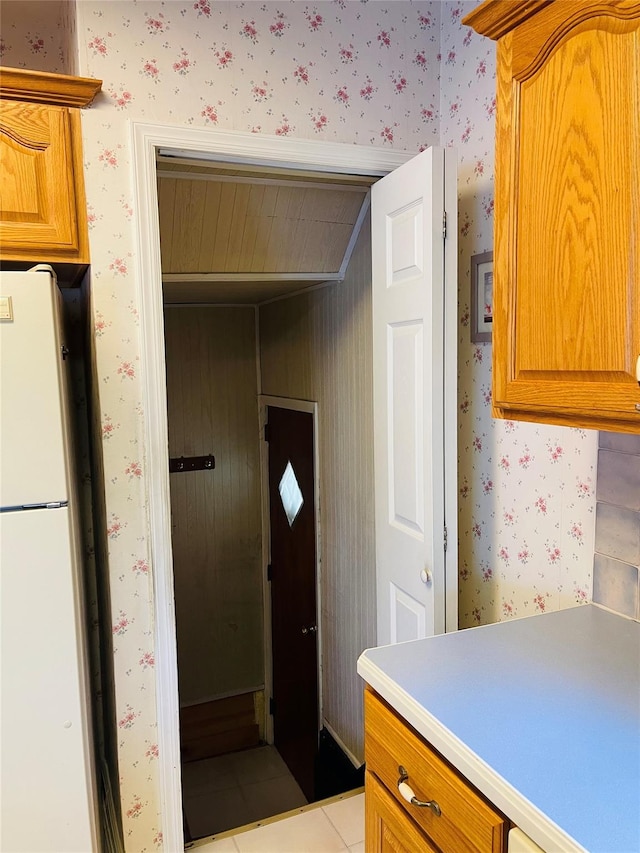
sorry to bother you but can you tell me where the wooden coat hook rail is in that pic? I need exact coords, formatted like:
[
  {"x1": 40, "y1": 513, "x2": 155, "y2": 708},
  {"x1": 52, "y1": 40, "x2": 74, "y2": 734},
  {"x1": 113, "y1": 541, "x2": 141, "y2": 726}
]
[{"x1": 169, "y1": 454, "x2": 215, "y2": 473}]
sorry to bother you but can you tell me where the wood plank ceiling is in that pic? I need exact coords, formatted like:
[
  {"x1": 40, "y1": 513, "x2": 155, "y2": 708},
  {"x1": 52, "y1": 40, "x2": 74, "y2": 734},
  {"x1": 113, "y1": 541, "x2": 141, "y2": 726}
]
[{"x1": 157, "y1": 156, "x2": 373, "y2": 305}]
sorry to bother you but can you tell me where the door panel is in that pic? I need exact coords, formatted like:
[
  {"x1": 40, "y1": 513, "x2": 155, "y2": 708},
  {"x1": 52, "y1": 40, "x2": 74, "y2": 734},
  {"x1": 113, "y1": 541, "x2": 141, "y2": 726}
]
[
  {"x1": 388, "y1": 320, "x2": 424, "y2": 536},
  {"x1": 372, "y1": 147, "x2": 447, "y2": 647},
  {"x1": 267, "y1": 405, "x2": 318, "y2": 801},
  {"x1": 390, "y1": 584, "x2": 426, "y2": 645}
]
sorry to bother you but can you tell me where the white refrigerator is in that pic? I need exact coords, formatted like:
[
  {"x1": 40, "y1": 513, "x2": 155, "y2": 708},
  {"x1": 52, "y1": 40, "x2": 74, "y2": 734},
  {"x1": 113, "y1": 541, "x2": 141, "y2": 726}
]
[{"x1": 0, "y1": 267, "x2": 99, "y2": 852}]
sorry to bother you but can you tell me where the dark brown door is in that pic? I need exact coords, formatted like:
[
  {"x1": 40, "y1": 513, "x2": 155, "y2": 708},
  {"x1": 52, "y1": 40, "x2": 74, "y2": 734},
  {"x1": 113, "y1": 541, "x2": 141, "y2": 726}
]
[{"x1": 267, "y1": 405, "x2": 318, "y2": 802}]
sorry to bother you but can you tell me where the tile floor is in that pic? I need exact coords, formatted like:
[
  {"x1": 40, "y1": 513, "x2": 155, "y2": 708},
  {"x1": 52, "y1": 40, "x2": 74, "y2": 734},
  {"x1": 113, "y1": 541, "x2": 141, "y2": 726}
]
[
  {"x1": 182, "y1": 745, "x2": 308, "y2": 839},
  {"x1": 188, "y1": 790, "x2": 365, "y2": 853}
]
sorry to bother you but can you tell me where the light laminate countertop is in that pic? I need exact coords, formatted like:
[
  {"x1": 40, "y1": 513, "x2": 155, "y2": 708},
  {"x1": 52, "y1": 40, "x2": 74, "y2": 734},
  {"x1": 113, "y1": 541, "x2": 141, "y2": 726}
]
[{"x1": 357, "y1": 604, "x2": 640, "y2": 853}]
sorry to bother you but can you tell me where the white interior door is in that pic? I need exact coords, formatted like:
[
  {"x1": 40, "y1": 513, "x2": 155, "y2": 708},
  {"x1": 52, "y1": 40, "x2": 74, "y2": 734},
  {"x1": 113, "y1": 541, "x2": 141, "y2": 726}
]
[{"x1": 372, "y1": 146, "x2": 452, "y2": 647}]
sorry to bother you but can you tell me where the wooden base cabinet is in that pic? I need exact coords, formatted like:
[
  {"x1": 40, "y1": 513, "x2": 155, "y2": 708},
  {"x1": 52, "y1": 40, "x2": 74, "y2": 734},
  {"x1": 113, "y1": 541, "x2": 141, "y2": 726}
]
[
  {"x1": 0, "y1": 67, "x2": 101, "y2": 267},
  {"x1": 364, "y1": 689, "x2": 507, "y2": 853},
  {"x1": 463, "y1": 1, "x2": 640, "y2": 433}
]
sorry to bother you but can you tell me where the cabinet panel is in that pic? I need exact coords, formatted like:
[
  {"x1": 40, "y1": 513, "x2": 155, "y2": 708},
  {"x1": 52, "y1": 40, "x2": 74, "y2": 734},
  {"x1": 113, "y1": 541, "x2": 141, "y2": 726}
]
[
  {"x1": 465, "y1": 0, "x2": 640, "y2": 432},
  {"x1": 366, "y1": 770, "x2": 440, "y2": 853},
  {"x1": 365, "y1": 689, "x2": 506, "y2": 853},
  {"x1": 500, "y1": 10, "x2": 640, "y2": 421},
  {"x1": 516, "y1": 27, "x2": 638, "y2": 378},
  {"x1": 0, "y1": 100, "x2": 85, "y2": 260},
  {"x1": 0, "y1": 67, "x2": 100, "y2": 268}
]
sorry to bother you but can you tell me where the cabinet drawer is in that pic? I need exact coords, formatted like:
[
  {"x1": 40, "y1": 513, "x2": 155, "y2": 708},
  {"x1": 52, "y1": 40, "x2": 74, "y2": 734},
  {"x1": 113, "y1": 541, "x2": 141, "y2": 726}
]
[
  {"x1": 366, "y1": 769, "x2": 439, "y2": 853},
  {"x1": 365, "y1": 689, "x2": 506, "y2": 853}
]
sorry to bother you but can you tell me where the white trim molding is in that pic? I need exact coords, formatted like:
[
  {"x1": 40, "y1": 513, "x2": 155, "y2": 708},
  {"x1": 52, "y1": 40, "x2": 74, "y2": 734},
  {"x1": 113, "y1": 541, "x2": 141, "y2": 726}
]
[
  {"x1": 153, "y1": 125, "x2": 411, "y2": 175},
  {"x1": 322, "y1": 721, "x2": 362, "y2": 770},
  {"x1": 162, "y1": 272, "x2": 344, "y2": 284},
  {"x1": 129, "y1": 120, "x2": 411, "y2": 852},
  {"x1": 130, "y1": 122, "x2": 183, "y2": 853},
  {"x1": 443, "y1": 148, "x2": 459, "y2": 635}
]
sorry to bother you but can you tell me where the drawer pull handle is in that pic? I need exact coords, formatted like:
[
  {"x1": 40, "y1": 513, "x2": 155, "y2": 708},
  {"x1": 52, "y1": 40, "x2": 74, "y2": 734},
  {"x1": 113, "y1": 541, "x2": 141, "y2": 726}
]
[{"x1": 397, "y1": 766, "x2": 442, "y2": 816}]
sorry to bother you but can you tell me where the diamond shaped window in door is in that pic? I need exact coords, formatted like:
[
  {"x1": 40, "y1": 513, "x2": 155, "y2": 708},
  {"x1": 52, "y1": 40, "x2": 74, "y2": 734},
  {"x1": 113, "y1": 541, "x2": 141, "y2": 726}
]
[{"x1": 279, "y1": 461, "x2": 304, "y2": 527}]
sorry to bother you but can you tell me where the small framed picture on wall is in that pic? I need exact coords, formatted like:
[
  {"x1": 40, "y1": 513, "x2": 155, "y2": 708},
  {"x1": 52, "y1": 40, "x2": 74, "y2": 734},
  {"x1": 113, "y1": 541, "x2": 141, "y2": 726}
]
[{"x1": 471, "y1": 251, "x2": 493, "y2": 343}]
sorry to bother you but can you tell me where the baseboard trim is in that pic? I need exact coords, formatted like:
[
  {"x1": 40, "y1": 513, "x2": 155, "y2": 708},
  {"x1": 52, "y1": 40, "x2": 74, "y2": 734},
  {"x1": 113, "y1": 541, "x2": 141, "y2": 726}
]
[
  {"x1": 315, "y1": 725, "x2": 365, "y2": 802},
  {"x1": 179, "y1": 686, "x2": 264, "y2": 708},
  {"x1": 322, "y1": 721, "x2": 362, "y2": 769}
]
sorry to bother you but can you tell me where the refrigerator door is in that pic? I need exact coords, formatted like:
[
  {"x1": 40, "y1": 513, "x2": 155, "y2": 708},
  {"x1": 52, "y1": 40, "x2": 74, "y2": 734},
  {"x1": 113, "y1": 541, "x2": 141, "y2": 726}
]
[
  {"x1": 0, "y1": 268, "x2": 69, "y2": 508},
  {"x1": 1, "y1": 505, "x2": 98, "y2": 852}
]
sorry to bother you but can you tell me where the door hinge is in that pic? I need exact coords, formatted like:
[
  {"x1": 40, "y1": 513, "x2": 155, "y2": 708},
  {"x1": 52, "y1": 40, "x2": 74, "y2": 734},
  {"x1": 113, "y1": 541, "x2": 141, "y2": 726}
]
[
  {"x1": 269, "y1": 697, "x2": 275, "y2": 716},
  {"x1": 264, "y1": 422, "x2": 270, "y2": 442},
  {"x1": 442, "y1": 211, "x2": 447, "y2": 240},
  {"x1": 267, "y1": 563, "x2": 272, "y2": 581},
  {"x1": 444, "y1": 525, "x2": 448, "y2": 552}
]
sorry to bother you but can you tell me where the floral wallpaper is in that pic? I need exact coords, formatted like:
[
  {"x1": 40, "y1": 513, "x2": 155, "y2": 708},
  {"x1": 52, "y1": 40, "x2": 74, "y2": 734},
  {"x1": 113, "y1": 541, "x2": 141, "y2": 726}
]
[
  {"x1": 0, "y1": 1, "x2": 77, "y2": 73},
  {"x1": 0, "y1": 1, "x2": 598, "y2": 850},
  {"x1": 440, "y1": 3, "x2": 598, "y2": 628}
]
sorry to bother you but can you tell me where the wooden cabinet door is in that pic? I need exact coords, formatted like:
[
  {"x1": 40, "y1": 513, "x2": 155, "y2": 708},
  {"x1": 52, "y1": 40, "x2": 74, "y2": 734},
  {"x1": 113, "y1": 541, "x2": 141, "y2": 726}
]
[
  {"x1": 0, "y1": 100, "x2": 87, "y2": 262},
  {"x1": 469, "y1": 0, "x2": 640, "y2": 432},
  {"x1": 366, "y1": 770, "x2": 440, "y2": 853}
]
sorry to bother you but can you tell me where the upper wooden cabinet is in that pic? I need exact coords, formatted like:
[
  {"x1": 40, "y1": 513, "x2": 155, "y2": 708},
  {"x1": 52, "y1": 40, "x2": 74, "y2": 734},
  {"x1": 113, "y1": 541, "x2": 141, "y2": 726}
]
[
  {"x1": 464, "y1": 0, "x2": 640, "y2": 433},
  {"x1": 0, "y1": 67, "x2": 101, "y2": 266}
]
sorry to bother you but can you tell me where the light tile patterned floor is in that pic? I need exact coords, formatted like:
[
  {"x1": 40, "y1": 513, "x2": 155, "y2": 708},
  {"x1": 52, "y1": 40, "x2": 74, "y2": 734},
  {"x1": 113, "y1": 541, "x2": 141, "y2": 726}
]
[
  {"x1": 182, "y1": 746, "x2": 308, "y2": 838},
  {"x1": 189, "y1": 790, "x2": 365, "y2": 853}
]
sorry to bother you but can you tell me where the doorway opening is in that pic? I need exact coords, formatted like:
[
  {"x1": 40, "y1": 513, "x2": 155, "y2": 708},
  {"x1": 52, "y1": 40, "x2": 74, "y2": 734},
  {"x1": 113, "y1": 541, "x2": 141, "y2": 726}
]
[
  {"x1": 158, "y1": 154, "x2": 377, "y2": 842},
  {"x1": 131, "y1": 122, "x2": 457, "y2": 852}
]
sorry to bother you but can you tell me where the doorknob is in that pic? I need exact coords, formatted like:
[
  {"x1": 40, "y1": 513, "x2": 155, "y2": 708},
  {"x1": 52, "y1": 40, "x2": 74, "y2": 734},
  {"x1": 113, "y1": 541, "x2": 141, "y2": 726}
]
[
  {"x1": 301, "y1": 625, "x2": 317, "y2": 635},
  {"x1": 420, "y1": 569, "x2": 432, "y2": 584}
]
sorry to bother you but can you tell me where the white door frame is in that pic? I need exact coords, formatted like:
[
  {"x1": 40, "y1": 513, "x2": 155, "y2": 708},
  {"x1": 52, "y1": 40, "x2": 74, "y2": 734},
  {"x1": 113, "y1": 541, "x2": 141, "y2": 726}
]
[
  {"x1": 130, "y1": 120, "x2": 457, "y2": 851},
  {"x1": 258, "y1": 396, "x2": 321, "y2": 747}
]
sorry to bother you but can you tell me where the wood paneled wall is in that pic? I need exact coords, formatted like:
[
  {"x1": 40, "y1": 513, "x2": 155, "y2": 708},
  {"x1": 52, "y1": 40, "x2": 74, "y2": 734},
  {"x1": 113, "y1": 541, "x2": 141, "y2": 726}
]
[
  {"x1": 259, "y1": 218, "x2": 375, "y2": 764},
  {"x1": 158, "y1": 175, "x2": 366, "y2": 275},
  {"x1": 164, "y1": 307, "x2": 263, "y2": 705}
]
